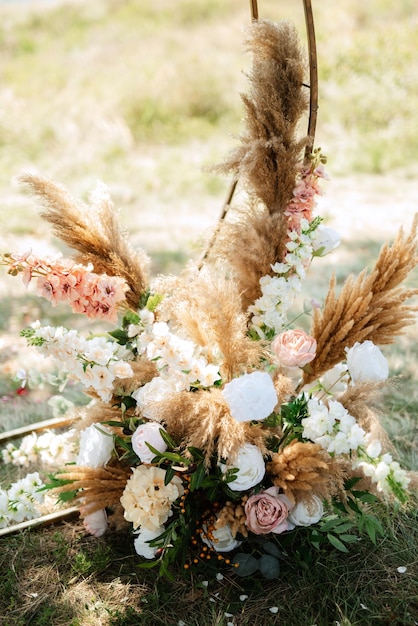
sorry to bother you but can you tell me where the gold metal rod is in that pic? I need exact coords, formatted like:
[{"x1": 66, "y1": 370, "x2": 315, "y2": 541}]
[
  {"x1": 250, "y1": 0, "x2": 259, "y2": 21},
  {"x1": 303, "y1": 0, "x2": 318, "y2": 156},
  {"x1": 0, "y1": 506, "x2": 80, "y2": 538},
  {"x1": 0, "y1": 415, "x2": 76, "y2": 444}
]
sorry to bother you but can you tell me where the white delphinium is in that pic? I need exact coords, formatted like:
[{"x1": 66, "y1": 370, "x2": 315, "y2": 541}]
[
  {"x1": 0, "y1": 490, "x2": 10, "y2": 528},
  {"x1": 25, "y1": 324, "x2": 134, "y2": 402},
  {"x1": 132, "y1": 320, "x2": 221, "y2": 411},
  {"x1": 2, "y1": 429, "x2": 77, "y2": 468},
  {"x1": 249, "y1": 218, "x2": 321, "y2": 339},
  {"x1": 7, "y1": 472, "x2": 45, "y2": 523},
  {"x1": 302, "y1": 397, "x2": 367, "y2": 454},
  {"x1": 353, "y1": 440, "x2": 410, "y2": 500}
]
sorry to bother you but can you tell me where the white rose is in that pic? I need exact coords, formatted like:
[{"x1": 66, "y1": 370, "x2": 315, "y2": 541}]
[
  {"x1": 132, "y1": 377, "x2": 177, "y2": 408},
  {"x1": 288, "y1": 496, "x2": 324, "y2": 526},
  {"x1": 77, "y1": 424, "x2": 114, "y2": 468},
  {"x1": 83, "y1": 509, "x2": 108, "y2": 537},
  {"x1": 221, "y1": 371, "x2": 277, "y2": 422},
  {"x1": 220, "y1": 443, "x2": 265, "y2": 491},
  {"x1": 345, "y1": 341, "x2": 389, "y2": 384},
  {"x1": 134, "y1": 526, "x2": 164, "y2": 559},
  {"x1": 202, "y1": 522, "x2": 242, "y2": 553},
  {"x1": 131, "y1": 422, "x2": 168, "y2": 463},
  {"x1": 312, "y1": 225, "x2": 341, "y2": 257}
]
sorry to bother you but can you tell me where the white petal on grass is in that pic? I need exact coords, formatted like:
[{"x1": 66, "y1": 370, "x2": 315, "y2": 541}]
[
  {"x1": 397, "y1": 566, "x2": 407, "y2": 573},
  {"x1": 269, "y1": 607, "x2": 279, "y2": 613},
  {"x1": 239, "y1": 595, "x2": 248, "y2": 601}
]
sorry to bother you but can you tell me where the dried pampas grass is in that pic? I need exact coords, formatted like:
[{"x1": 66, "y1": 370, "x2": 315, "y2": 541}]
[
  {"x1": 211, "y1": 19, "x2": 310, "y2": 309},
  {"x1": 215, "y1": 19, "x2": 309, "y2": 212},
  {"x1": 56, "y1": 463, "x2": 132, "y2": 517},
  {"x1": 19, "y1": 173, "x2": 150, "y2": 310},
  {"x1": 302, "y1": 216, "x2": 418, "y2": 385},
  {"x1": 157, "y1": 265, "x2": 263, "y2": 380}
]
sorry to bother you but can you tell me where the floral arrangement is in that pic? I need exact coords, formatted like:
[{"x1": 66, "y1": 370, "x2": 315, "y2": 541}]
[{"x1": 1, "y1": 19, "x2": 417, "y2": 579}]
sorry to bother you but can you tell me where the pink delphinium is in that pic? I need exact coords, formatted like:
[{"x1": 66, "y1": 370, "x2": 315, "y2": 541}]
[{"x1": 2, "y1": 252, "x2": 128, "y2": 322}]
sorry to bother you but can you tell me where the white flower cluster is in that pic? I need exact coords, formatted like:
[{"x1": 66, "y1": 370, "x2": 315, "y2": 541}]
[
  {"x1": 353, "y1": 440, "x2": 410, "y2": 497},
  {"x1": 302, "y1": 396, "x2": 367, "y2": 454},
  {"x1": 0, "y1": 472, "x2": 44, "y2": 528},
  {"x1": 249, "y1": 219, "x2": 319, "y2": 337},
  {"x1": 132, "y1": 319, "x2": 221, "y2": 411},
  {"x1": 2, "y1": 429, "x2": 77, "y2": 468},
  {"x1": 29, "y1": 323, "x2": 134, "y2": 402}
]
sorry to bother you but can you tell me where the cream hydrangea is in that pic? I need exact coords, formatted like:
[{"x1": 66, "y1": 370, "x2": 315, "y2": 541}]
[{"x1": 120, "y1": 465, "x2": 184, "y2": 531}]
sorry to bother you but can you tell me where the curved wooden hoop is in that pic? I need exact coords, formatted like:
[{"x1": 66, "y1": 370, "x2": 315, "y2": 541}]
[{"x1": 199, "y1": 0, "x2": 318, "y2": 267}]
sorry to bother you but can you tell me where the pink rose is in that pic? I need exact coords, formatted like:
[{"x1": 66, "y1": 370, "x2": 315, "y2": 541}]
[
  {"x1": 245, "y1": 487, "x2": 293, "y2": 535},
  {"x1": 271, "y1": 329, "x2": 317, "y2": 367}
]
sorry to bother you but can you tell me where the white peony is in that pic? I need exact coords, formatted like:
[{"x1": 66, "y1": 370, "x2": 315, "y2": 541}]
[
  {"x1": 220, "y1": 443, "x2": 265, "y2": 491},
  {"x1": 131, "y1": 422, "x2": 168, "y2": 463},
  {"x1": 221, "y1": 371, "x2": 277, "y2": 422},
  {"x1": 77, "y1": 424, "x2": 114, "y2": 468},
  {"x1": 134, "y1": 526, "x2": 164, "y2": 559},
  {"x1": 345, "y1": 341, "x2": 389, "y2": 384},
  {"x1": 288, "y1": 496, "x2": 324, "y2": 526}
]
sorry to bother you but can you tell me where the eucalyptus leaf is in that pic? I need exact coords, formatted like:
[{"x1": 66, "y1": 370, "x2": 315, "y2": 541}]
[
  {"x1": 259, "y1": 554, "x2": 281, "y2": 579},
  {"x1": 261, "y1": 541, "x2": 283, "y2": 558},
  {"x1": 232, "y1": 553, "x2": 259, "y2": 577}
]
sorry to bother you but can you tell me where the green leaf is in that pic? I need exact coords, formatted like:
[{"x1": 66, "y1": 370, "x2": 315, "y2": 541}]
[
  {"x1": 164, "y1": 466, "x2": 176, "y2": 486},
  {"x1": 187, "y1": 446, "x2": 204, "y2": 461},
  {"x1": 338, "y1": 534, "x2": 359, "y2": 544},
  {"x1": 189, "y1": 462, "x2": 206, "y2": 492},
  {"x1": 352, "y1": 490, "x2": 379, "y2": 504},
  {"x1": 232, "y1": 553, "x2": 259, "y2": 577},
  {"x1": 107, "y1": 329, "x2": 129, "y2": 345},
  {"x1": 159, "y1": 429, "x2": 178, "y2": 450},
  {"x1": 259, "y1": 554, "x2": 280, "y2": 579},
  {"x1": 147, "y1": 293, "x2": 164, "y2": 311},
  {"x1": 327, "y1": 533, "x2": 349, "y2": 552}
]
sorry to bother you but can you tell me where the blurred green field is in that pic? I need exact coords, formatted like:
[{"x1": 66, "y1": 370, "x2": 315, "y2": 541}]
[{"x1": 0, "y1": 0, "x2": 417, "y2": 260}]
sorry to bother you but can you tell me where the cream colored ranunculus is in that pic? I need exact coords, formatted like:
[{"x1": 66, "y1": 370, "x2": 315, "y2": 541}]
[{"x1": 120, "y1": 465, "x2": 184, "y2": 531}]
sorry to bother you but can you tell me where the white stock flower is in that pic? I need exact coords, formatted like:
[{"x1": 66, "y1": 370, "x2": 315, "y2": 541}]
[
  {"x1": 288, "y1": 496, "x2": 324, "y2": 526},
  {"x1": 303, "y1": 398, "x2": 335, "y2": 441},
  {"x1": 345, "y1": 341, "x2": 389, "y2": 384},
  {"x1": 366, "y1": 439, "x2": 382, "y2": 459},
  {"x1": 221, "y1": 371, "x2": 277, "y2": 422},
  {"x1": 77, "y1": 424, "x2": 114, "y2": 468},
  {"x1": 131, "y1": 422, "x2": 168, "y2": 463},
  {"x1": 134, "y1": 526, "x2": 164, "y2": 559},
  {"x1": 220, "y1": 443, "x2": 265, "y2": 491}
]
